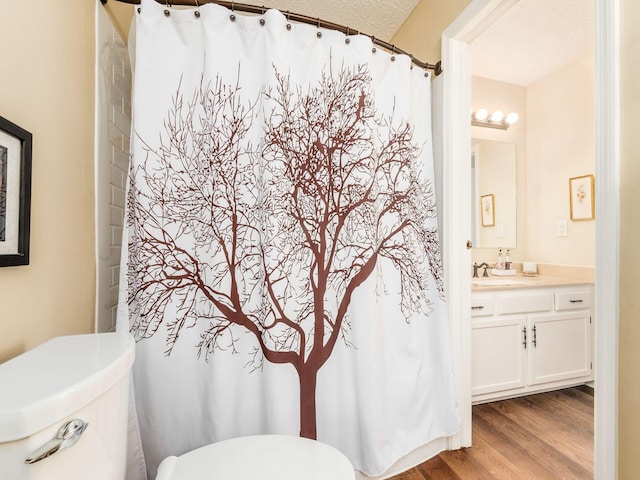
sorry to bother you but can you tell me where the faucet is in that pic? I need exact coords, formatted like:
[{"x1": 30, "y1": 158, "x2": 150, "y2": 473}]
[{"x1": 473, "y1": 262, "x2": 490, "y2": 278}]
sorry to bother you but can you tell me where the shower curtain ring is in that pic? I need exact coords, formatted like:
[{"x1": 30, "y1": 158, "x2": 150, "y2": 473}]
[
  {"x1": 164, "y1": 0, "x2": 171, "y2": 16},
  {"x1": 194, "y1": 0, "x2": 200, "y2": 17}
]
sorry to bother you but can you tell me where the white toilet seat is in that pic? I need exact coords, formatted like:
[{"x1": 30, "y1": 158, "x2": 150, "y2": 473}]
[{"x1": 155, "y1": 434, "x2": 354, "y2": 480}]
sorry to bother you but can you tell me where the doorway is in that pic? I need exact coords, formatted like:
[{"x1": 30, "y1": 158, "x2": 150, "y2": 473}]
[{"x1": 440, "y1": 1, "x2": 619, "y2": 479}]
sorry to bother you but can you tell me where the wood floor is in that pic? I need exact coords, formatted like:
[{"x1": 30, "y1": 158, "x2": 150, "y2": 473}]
[{"x1": 389, "y1": 386, "x2": 594, "y2": 480}]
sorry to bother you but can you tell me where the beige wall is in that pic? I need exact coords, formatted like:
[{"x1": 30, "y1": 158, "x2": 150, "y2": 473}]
[
  {"x1": 619, "y1": 1, "x2": 640, "y2": 477},
  {"x1": 471, "y1": 77, "x2": 527, "y2": 265},
  {"x1": 470, "y1": 54, "x2": 595, "y2": 269},
  {"x1": 526, "y1": 53, "x2": 595, "y2": 267},
  {"x1": 0, "y1": 2, "x2": 96, "y2": 362},
  {"x1": 392, "y1": 0, "x2": 472, "y2": 63},
  {"x1": 104, "y1": 1, "x2": 135, "y2": 43}
]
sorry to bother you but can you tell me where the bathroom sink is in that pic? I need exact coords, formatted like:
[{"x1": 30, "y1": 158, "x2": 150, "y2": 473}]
[{"x1": 471, "y1": 278, "x2": 530, "y2": 287}]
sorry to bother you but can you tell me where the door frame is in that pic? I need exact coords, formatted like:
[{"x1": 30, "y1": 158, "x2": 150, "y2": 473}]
[{"x1": 441, "y1": 0, "x2": 619, "y2": 477}]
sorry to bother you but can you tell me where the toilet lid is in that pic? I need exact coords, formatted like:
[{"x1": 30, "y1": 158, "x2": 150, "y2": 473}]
[{"x1": 155, "y1": 434, "x2": 354, "y2": 480}]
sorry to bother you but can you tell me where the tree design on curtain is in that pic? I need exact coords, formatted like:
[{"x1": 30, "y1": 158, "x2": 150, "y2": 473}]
[{"x1": 127, "y1": 63, "x2": 444, "y2": 439}]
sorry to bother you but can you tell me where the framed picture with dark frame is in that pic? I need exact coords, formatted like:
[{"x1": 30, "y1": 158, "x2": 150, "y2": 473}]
[{"x1": 0, "y1": 115, "x2": 32, "y2": 267}]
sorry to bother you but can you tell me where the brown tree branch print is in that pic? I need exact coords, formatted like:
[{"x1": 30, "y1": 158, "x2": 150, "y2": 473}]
[{"x1": 127, "y1": 64, "x2": 444, "y2": 439}]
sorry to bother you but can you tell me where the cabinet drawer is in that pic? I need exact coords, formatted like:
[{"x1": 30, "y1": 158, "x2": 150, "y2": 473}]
[
  {"x1": 498, "y1": 292, "x2": 553, "y2": 315},
  {"x1": 471, "y1": 296, "x2": 495, "y2": 317},
  {"x1": 555, "y1": 290, "x2": 592, "y2": 311}
]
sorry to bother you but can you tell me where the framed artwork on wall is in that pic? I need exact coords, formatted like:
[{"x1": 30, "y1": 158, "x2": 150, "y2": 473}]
[
  {"x1": 480, "y1": 193, "x2": 494, "y2": 227},
  {"x1": 569, "y1": 174, "x2": 595, "y2": 221},
  {"x1": 0, "y1": 115, "x2": 32, "y2": 267}
]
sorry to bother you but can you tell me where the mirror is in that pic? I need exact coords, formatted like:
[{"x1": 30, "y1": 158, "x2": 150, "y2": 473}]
[{"x1": 471, "y1": 139, "x2": 516, "y2": 248}]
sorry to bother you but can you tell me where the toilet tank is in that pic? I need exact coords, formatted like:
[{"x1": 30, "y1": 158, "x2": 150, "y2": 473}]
[{"x1": 0, "y1": 333, "x2": 134, "y2": 480}]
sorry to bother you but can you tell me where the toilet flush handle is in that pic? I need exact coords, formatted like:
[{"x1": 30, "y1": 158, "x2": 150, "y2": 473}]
[{"x1": 24, "y1": 419, "x2": 89, "y2": 465}]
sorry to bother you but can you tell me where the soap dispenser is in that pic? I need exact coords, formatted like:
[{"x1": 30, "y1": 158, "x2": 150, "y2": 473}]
[
  {"x1": 497, "y1": 249, "x2": 504, "y2": 270},
  {"x1": 505, "y1": 249, "x2": 512, "y2": 270}
]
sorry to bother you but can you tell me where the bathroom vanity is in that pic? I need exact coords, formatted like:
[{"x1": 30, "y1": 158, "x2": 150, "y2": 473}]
[{"x1": 471, "y1": 276, "x2": 593, "y2": 404}]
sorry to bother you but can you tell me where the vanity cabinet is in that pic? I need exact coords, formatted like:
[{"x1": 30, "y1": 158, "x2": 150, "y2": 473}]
[{"x1": 471, "y1": 285, "x2": 593, "y2": 403}]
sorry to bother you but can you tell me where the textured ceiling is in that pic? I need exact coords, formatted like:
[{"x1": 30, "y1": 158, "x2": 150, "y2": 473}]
[
  {"x1": 263, "y1": 0, "x2": 419, "y2": 42},
  {"x1": 471, "y1": 0, "x2": 594, "y2": 86}
]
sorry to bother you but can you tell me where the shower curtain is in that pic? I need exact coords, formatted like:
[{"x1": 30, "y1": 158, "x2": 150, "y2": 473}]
[{"x1": 118, "y1": 0, "x2": 459, "y2": 477}]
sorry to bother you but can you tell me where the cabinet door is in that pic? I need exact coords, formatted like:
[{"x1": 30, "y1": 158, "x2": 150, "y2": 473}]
[
  {"x1": 528, "y1": 311, "x2": 591, "y2": 386},
  {"x1": 472, "y1": 317, "x2": 526, "y2": 396}
]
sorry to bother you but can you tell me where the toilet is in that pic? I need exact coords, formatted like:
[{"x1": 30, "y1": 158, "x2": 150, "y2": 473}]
[
  {"x1": 0, "y1": 333, "x2": 135, "y2": 480},
  {"x1": 0, "y1": 333, "x2": 354, "y2": 480}
]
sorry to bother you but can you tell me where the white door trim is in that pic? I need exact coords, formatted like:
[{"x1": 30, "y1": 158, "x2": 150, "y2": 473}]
[
  {"x1": 441, "y1": 0, "x2": 521, "y2": 451},
  {"x1": 441, "y1": 0, "x2": 619, "y2": 476},
  {"x1": 594, "y1": 0, "x2": 619, "y2": 478},
  {"x1": 440, "y1": 31, "x2": 472, "y2": 448}
]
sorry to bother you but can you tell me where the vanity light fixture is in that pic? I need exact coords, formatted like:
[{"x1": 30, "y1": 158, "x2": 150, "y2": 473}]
[
  {"x1": 474, "y1": 108, "x2": 488, "y2": 121},
  {"x1": 471, "y1": 109, "x2": 519, "y2": 130},
  {"x1": 490, "y1": 110, "x2": 504, "y2": 123}
]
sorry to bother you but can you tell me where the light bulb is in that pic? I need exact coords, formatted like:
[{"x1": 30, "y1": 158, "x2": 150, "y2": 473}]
[
  {"x1": 505, "y1": 112, "x2": 519, "y2": 124},
  {"x1": 474, "y1": 109, "x2": 488, "y2": 121},
  {"x1": 490, "y1": 111, "x2": 504, "y2": 123}
]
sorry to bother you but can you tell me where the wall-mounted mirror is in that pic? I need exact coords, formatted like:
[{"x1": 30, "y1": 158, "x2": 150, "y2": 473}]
[{"x1": 471, "y1": 139, "x2": 516, "y2": 248}]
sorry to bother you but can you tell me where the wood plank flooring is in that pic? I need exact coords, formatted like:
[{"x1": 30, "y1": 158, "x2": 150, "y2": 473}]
[{"x1": 389, "y1": 386, "x2": 593, "y2": 480}]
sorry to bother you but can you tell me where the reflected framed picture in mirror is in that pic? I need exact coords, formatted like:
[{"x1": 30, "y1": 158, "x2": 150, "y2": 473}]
[
  {"x1": 471, "y1": 138, "x2": 516, "y2": 248},
  {"x1": 480, "y1": 194, "x2": 495, "y2": 227},
  {"x1": 0, "y1": 115, "x2": 32, "y2": 267},
  {"x1": 569, "y1": 174, "x2": 595, "y2": 221}
]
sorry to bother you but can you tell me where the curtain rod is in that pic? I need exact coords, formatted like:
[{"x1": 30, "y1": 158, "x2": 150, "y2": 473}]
[{"x1": 103, "y1": 0, "x2": 442, "y2": 75}]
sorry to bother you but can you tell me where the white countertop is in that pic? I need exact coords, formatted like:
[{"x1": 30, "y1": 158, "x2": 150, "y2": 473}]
[{"x1": 471, "y1": 273, "x2": 593, "y2": 291}]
